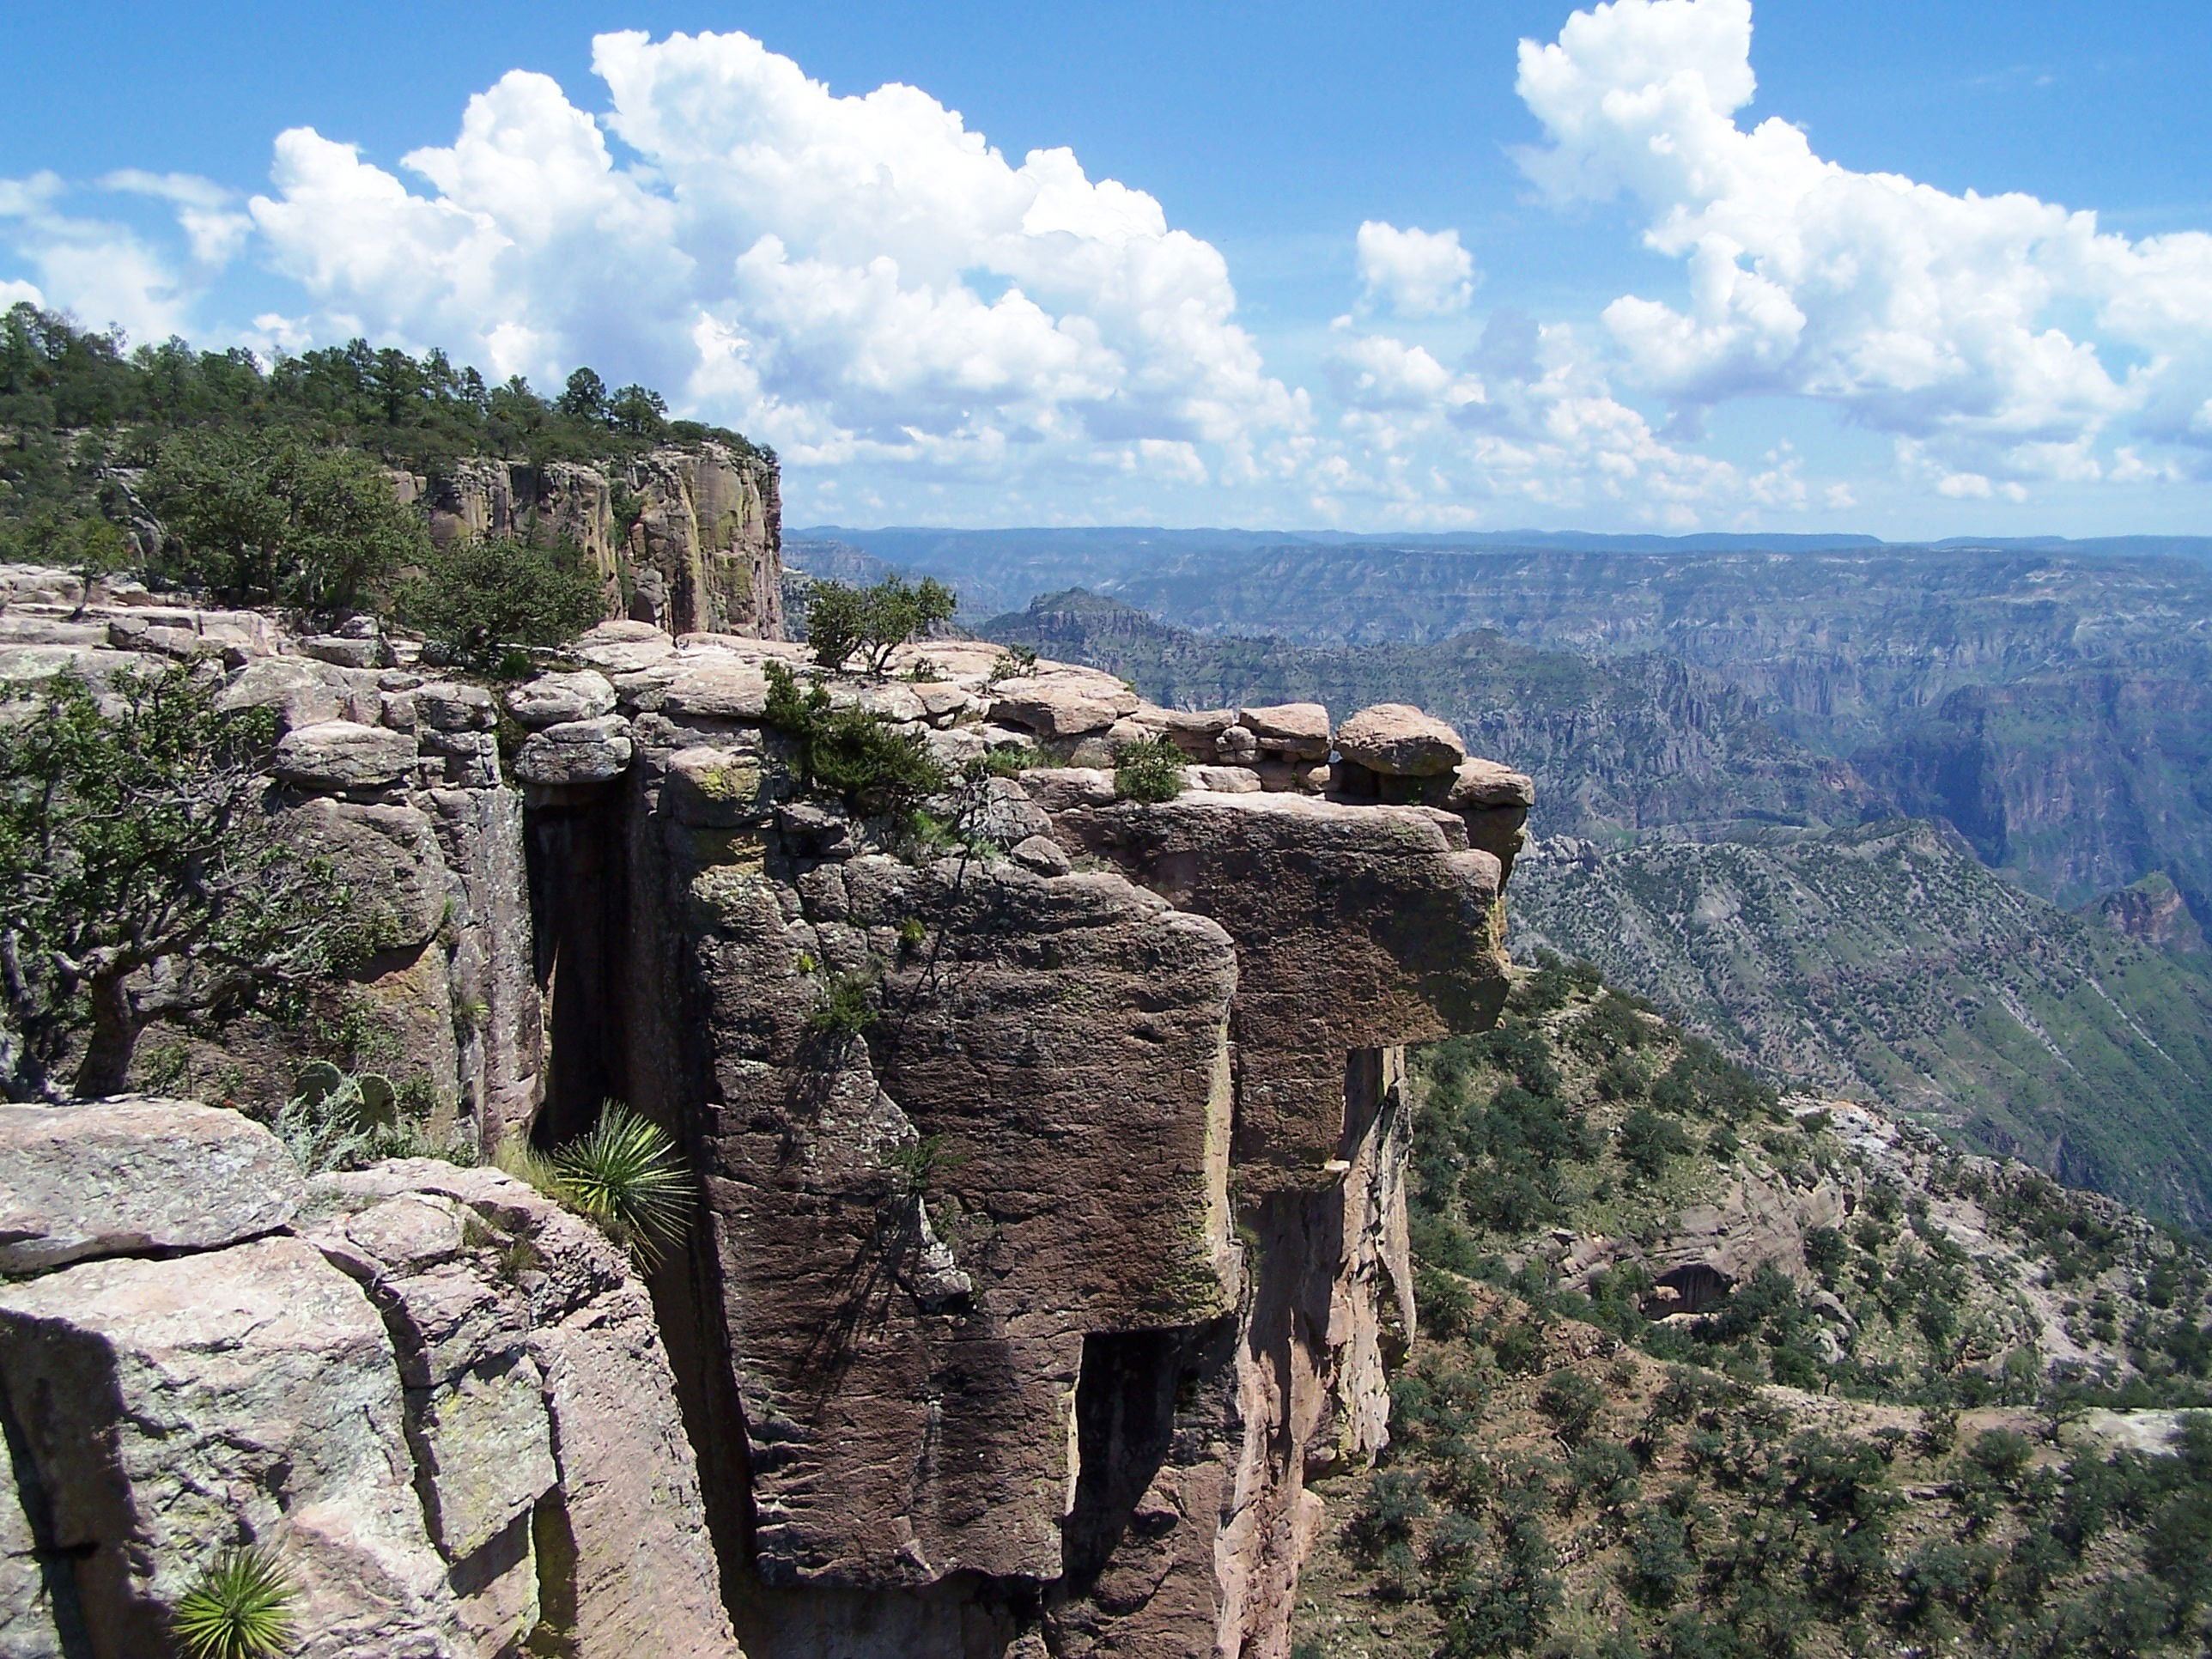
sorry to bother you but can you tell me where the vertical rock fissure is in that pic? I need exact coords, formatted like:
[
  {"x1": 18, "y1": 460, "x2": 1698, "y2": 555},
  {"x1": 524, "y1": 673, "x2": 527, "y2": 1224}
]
[{"x1": 0, "y1": 1379, "x2": 94, "y2": 1659}]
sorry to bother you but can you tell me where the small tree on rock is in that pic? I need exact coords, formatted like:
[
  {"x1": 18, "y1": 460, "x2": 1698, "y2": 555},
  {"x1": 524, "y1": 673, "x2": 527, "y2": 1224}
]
[
  {"x1": 0, "y1": 665, "x2": 360, "y2": 1099},
  {"x1": 805, "y1": 574, "x2": 957, "y2": 676},
  {"x1": 395, "y1": 534, "x2": 606, "y2": 672}
]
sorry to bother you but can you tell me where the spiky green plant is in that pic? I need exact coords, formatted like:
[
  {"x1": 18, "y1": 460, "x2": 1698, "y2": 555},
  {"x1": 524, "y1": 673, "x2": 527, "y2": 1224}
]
[
  {"x1": 550, "y1": 1104, "x2": 693, "y2": 1268},
  {"x1": 172, "y1": 1545, "x2": 295, "y2": 1659}
]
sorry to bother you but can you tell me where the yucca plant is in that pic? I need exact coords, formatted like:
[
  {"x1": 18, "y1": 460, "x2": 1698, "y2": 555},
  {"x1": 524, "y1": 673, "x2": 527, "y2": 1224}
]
[
  {"x1": 550, "y1": 1104, "x2": 693, "y2": 1268},
  {"x1": 173, "y1": 1544, "x2": 296, "y2": 1659}
]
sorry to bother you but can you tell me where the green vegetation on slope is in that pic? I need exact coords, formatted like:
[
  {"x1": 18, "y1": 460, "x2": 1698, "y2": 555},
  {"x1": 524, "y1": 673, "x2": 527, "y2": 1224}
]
[
  {"x1": 0, "y1": 304, "x2": 767, "y2": 599},
  {"x1": 1296, "y1": 968, "x2": 2212, "y2": 1659},
  {"x1": 1510, "y1": 823, "x2": 2212, "y2": 1231}
]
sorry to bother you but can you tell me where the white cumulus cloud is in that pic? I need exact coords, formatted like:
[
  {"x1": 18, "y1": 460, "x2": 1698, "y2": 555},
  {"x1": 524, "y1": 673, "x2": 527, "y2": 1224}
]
[
  {"x1": 1514, "y1": 0, "x2": 2212, "y2": 484},
  {"x1": 240, "y1": 30, "x2": 1301, "y2": 495},
  {"x1": 1355, "y1": 221, "x2": 1479, "y2": 318}
]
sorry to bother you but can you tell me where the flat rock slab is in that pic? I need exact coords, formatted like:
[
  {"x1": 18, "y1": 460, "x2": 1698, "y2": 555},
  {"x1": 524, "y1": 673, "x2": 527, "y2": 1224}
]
[
  {"x1": 515, "y1": 715, "x2": 635, "y2": 786},
  {"x1": 0, "y1": 1099, "x2": 303, "y2": 1273},
  {"x1": 276, "y1": 720, "x2": 420, "y2": 790}
]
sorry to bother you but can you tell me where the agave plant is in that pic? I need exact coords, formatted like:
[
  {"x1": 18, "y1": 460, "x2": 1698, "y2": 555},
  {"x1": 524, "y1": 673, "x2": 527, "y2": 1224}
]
[
  {"x1": 550, "y1": 1103, "x2": 693, "y2": 1268},
  {"x1": 172, "y1": 1544, "x2": 296, "y2": 1659}
]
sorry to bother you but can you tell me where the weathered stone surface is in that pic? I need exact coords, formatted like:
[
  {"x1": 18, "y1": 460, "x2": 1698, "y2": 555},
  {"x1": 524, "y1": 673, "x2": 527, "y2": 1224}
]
[
  {"x1": 302, "y1": 634, "x2": 385, "y2": 670},
  {"x1": 1183, "y1": 764, "x2": 1264, "y2": 793},
  {"x1": 1049, "y1": 789, "x2": 1508, "y2": 1173},
  {"x1": 275, "y1": 797, "x2": 451, "y2": 951},
  {"x1": 664, "y1": 743, "x2": 776, "y2": 826},
  {"x1": 276, "y1": 720, "x2": 420, "y2": 790},
  {"x1": 414, "y1": 682, "x2": 498, "y2": 732},
  {"x1": 655, "y1": 655, "x2": 773, "y2": 722},
  {"x1": 419, "y1": 726, "x2": 502, "y2": 789},
  {"x1": 963, "y1": 776, "x2": 1053, "y2": 848},
  {"x1": 0, "y1": 1422, "x2": 63, "y2": 1658},
  {"x1": 301, "y1": 1162, "x2": 742, "y2": 1658},
  {"x1": 673, "y1": 848, "x2": 1240, "y2": 1595},
  {"x1": 573, "y1": 620, "x2": 678, "y2": 674},
  {"x1": 1442, "y1": 756, "x2": 1537, "y2": 809},
  {"x1": 988, "y1": 667, "x2": 1139, "y2": 739},
  {"x1": 0, "y1": 1236, "x2": 470, "y2": 1658},
  {"x1": 515, "y1": 716, "x2": 635, "y2": 787},
  {"x1": 1334, "y1": 702, "x2": 1466, "y2": 776},
  {"x1": 0, "y1": 1100, "x2": 302, "y2": 1273},
  {"x1": 1008, "y1": 834, "x2": 1072, "y2": 875},
  {"x1": 506, "y1": 670, "x2": 617, "y2": 729},
  {"x1": 218, "y1": 656, "x2": 371, "y2": 732},
  {"x1": 1014, "y1": 767, "x2": 1117, "y2": 812},
  {"x1": 1238, "y1": 702, "x2": 1332, "y2": 759}
]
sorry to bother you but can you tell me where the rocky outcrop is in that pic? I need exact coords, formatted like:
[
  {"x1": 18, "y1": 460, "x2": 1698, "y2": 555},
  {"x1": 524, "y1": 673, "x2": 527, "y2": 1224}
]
[
  {"x1": 503, "y1": 629, "x2": 1530, "y2": 1657},
  {"x1": 0, "y1": 569, "x2": 544, "y2": 1149},
  {"x1": 0, "y1": 562, "x2": 1533, "y2": 1657},
  {"x1": 397, "y1": 442, "x2": 782, "y2": 640},
  {"x1": 0, "y1": 1105, "x2": 740, "y2": 1659},
  {"x1": 0, "y1": 1097, "x2": 302, "y2": 1272}
]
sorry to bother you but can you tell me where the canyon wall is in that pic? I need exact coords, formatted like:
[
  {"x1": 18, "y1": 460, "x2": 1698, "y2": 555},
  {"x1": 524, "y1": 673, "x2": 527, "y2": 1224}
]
[
  {"x1": 392, "y1": 440, "x2": 782, "y2": 640},
  {"x1": 0, "y1": 562, "x2": 1529, "y2": 1656}
]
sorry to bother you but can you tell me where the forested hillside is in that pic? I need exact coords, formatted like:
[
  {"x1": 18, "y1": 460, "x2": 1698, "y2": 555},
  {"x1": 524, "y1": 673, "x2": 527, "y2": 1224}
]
[
  {"x1": 1297, "y1": 966, "x2": 2212, "y2": 1658},
  {"x1": 0, "y1": 304, "x2": 779, "y2": 647}
]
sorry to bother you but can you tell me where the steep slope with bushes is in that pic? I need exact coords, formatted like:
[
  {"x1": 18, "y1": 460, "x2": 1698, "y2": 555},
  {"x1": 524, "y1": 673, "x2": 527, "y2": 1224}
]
[{"x1": 1296, "y1": 967, "x2": 2212, "y2": 1658}]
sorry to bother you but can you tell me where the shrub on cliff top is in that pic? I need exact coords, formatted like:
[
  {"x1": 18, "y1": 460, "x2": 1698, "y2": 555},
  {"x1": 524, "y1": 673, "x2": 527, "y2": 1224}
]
[
  {"x1": 0, "y1": 663, "x2": 361, "y2": 1101},
  {"x1": 763, "y1": 660, "x2": 950, "y2": 812},
  {"x1": 395, "y1": 533, "x2": 606, "y2": 673},
  {"x1": 804, "y1": 574, "x2": 956, "y2": 676},
  {"x1": 1113, "y1": 736, "x2": 1186, "y2": 804}
]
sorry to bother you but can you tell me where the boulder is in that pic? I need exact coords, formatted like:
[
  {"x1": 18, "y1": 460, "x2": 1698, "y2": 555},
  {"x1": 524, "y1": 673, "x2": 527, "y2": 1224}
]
[
  {"x1": 988, "y1": 669, "x2": 1139, "y2": 739},
  {"x1": 572, "y1": 621, "x2": 678, "y2": 675},
  {"x1": 1017, "y1": 767, "x2": 1118, "y2": 812},
  {"x1": 301, "y1": 634, "x2": 385, "y2": 670},
  {"x1": 218, "y1": 656, "x2": 368, "y2": 732},
  {"x1": 506, "y1": 670, "x2": 617, "y2": 729},
  {"x1": 0, "y1": 1099, "x2": 303, "y2": 1273},
  {"x1": 1009, "y1": 835, "x2": 1073, "y2": 875},
  {"x1": 0, "y1": 1236, "x2": 470, "y2": 1658},
  {"x1": 515, "y1": 716, "x2": 635, "y2": 787},
  {"x1": 413, "y1": 681, "x2": 498, "y2": 732},
  {"x1": 659, "y1": 658, "x2": 772, "y2": 721},
  {"x1": 964, "y1": 777, "x2": 1054, "y2": 848},
  {"x1": 275, "y1": 720, "x2": 420, "y2": 791},
  {"x1": 1183, "y1": 765, "x2": 1264, "y2": 793},
  {"x1": 1238, "y1": 702, "x2": 1332, "y2": 760},
  {"x1": 1443, "y1": 757, "x2": 1536, "y2": 810},
  {"x1": 1334, "y1": 703, "x2": 1465, "y2": 776},
  {"x1": 274, "y1": 797, "x2": 451, "y2": 951}
]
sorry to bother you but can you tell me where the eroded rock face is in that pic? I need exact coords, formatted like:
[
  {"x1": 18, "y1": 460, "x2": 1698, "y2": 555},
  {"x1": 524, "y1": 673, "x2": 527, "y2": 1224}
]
[
  {"x1": 405, "y1": 443, "x2": 782, "y2": 639},
  {"x1": 0, "y1": 1141, "x2": 743, "y2": 1659},
  {"x1": 507, "y1": 631, "x2": 1523, "y2": 1658},
  {"x1": 0, "y1": 1234, "x2": 471, "y2": 1659}
]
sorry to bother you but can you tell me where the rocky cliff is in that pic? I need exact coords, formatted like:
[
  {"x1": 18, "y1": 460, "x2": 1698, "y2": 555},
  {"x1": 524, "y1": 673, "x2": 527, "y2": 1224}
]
[
  {"x1": 0, "y1": 1101, "x2": 738, "y2": 1659},
  {"x1": 392, "y1": 440, "x2": 782, "y2": 640},
  {"x1": 0, "y1": 568, "x2": 1530, "y2": 1658}
]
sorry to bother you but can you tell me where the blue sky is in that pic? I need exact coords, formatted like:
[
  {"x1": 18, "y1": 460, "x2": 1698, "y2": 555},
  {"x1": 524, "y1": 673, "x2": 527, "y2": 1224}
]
[{"x1": 7, "y1": 0, "x2": 2212, "y2": 535}]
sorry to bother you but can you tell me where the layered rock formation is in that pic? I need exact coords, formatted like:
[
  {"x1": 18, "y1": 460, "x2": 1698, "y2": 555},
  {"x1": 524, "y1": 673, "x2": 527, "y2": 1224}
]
[
  {"x1": 392, "y1": 441, "x2": 782, "y2": 639},
  {"x1": 0, "y1": 562, "x2": 1531, "y2": 1657},
  {"x1": 518, "y1": 624, "x2": 1530, "y2": 1656},
  {"x1": 0, "y1": 1101, "x2": 738, "y2": 1659}
]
